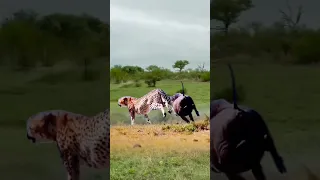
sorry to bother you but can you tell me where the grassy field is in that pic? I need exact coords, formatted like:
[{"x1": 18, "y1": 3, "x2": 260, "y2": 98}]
[
  {"x1": 0, "y1": 60, "x2": 109, "y2": 179},
  {"x1": 110, "y1": 80, "x2": 210, "y2": 180},
  {"x1": 110, "y1": 80, "x2": 210, "y2": 125},
  {"x1": 211, "y1": 63, "x2": 320, "y2": 179},
  {"x1": 110, "y1": 121, "x2": 210, "y2": 180}
]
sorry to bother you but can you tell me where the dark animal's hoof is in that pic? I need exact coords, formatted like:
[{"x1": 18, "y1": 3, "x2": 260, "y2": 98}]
[
  {"x1": 168, "y1": 110, "x2": 172, "y2": 114},
  {"x1": 196, "y1": 111, "x2": 200, "y2": 116},
  {"x1": 163, "y1": 112, "x2": 167, "y2": 117}
]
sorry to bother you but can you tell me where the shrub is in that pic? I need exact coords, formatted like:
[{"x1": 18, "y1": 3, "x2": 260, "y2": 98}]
[
  {"x1": 144, "y1": 72, "x2": 162, "y2": 87},
  {"x1": 135, "y1": 81, "x2": 142, "y2": 87},
  {"x1": 292, "y1": 33, "x2": 320, "y2": 64},
  {"x1": 200, "y1": 72, "x2": 210, "y2": 82},
  {"x1": 176, "y1": 88, "x2": 187, "y2": 94}
]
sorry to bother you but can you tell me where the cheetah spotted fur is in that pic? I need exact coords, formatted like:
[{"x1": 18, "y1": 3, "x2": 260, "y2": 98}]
[
  {"x1": 26, "y1": 109, "x2": 109, "y2": 180},
  {"x1": 118, "y1": 89, "x2": 174, "y2": 125}
]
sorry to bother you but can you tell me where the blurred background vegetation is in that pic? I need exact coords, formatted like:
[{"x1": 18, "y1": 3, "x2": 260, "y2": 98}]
[
  {"x1": 0, "y1": 9, "x2": 109, "y2": 179},
  {"x1": 211, "y1": 0, "x2": 320, "y2": 179}
]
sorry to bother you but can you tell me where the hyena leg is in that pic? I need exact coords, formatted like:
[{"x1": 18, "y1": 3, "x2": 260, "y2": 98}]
[
  {"x1": 252, "y1": 163, "x2": 266, "y2": 180},
  {"x1": 144, "y1": 114, "x2": 152, "y2": 124},
  {"x1": 180, "y1": 115, "x2": 190, "y2": 123}
]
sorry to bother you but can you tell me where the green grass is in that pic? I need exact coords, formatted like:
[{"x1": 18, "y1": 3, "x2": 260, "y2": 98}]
[
  {"x1": 110, "y1": 80, "x2": 210, "y2": 125},
  {"x1": 110, "y1": 123, "x2": 210, "y2": 180},
  {"x1": 0, "y1": 60, "x2": 109, "y2": 179},
  {"x1": 110, "y1": 151, "x2": 209, "y2": 180},
  {"x1": 212, "y1": 63, "x2": 320, "y2": 178}
]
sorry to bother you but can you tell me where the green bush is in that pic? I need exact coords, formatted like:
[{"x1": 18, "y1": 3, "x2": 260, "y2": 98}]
[
  {"x1": 135, "y1": 82, "x2": 142, "y2": 87},
  {"x1": 145, "y1": 79, "x2": 156, "y2": 87},
  {"x1": 292, "y1": 33, "x2": 320, "y2": 64},
  {"x1": 200, "y1": 72, "x2": 210, "y2": 82},
  {"x1": 176, "y1": 88, "x2": 187, "y2": 94},
  {"x1": 144, "y1": 72, "x2": 162, "y2": 87}
]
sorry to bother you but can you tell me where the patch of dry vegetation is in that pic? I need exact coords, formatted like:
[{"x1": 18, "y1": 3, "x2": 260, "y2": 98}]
[
  {"x1": 111, "y1": 115, "x2": 210, "y2": 179},
  {"x1": 111, "y1": 119, "x2": 210, "y2": 153}
]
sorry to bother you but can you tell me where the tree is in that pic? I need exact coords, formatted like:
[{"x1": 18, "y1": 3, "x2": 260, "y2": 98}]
[
  {"x1": 144, "y1": 65, "x2": 164, "y2": 87},
  {"x1": 172, "y1": 60, "x2": 189, "y2": 72},
  {"x1": 110, "y1": 65, "x2": 128, "y2": 84},
  {"x1": 122, "y1": 65, "x2": 144, "y2": 74},
  {"x1": 0, "y1": 9, "x2": 109, "y2": 70},
  {"x1": 146, "y1": 65, "x2": 161, "y2": 72},
  {"x1": 279, "y1": 0, "x2": 303, "y2": 32},
  {"x1": 211, "y1": 0, "x2": 253, "y2": 35}
]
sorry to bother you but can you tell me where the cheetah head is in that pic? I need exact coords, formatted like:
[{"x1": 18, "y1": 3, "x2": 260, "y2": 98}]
[
  {"x1": 26, "y1": 112, "x2": 57, "y2": 143},
  {"x1": 118, "y1": 96, "x2": 135, "y2": 107}
]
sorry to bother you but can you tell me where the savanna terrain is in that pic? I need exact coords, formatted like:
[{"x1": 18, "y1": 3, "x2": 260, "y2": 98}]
[{"x1": 110, "y1": 79, "x2": 210, "y2": 180}]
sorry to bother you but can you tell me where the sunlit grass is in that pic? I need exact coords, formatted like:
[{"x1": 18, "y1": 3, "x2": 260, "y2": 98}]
[{"x1": 111, "y1": 119, "x2": 210, "y2": 180}]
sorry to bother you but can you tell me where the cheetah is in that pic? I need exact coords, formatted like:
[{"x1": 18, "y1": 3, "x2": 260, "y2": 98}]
[
  {"x1": 118, "y1": 89, "x2": 174, "y2": 125},
  {"x1": 26, "y1": 109, "x2": 109, "y2": 180}
]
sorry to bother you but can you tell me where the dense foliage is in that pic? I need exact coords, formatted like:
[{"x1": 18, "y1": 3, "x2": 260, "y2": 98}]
[
  {"x1": 211, "y1": 0, "x2": 319, "y2": 65},
  {"x1": 110, "y1": 61, "x2": 210, "y2": 87},
  {"x1": 0, "y1": 9, "x2": 109, "y2": 70}
]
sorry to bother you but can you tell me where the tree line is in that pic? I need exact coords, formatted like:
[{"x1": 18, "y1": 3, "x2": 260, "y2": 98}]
[
  {"x1": 0, "y1": 9, "x2": 109, "y2": 70},
  {"x1": 111, "y1": 60, "x2": 210, "y2": 87},
  {"x1": 211, "y1": 0, "x2": 319, "y2": 65}
]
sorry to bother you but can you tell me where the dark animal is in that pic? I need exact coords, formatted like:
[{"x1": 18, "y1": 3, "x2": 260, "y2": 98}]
[
  {"x1": 171, "y1": 81, "x2": 200, "y2": 123},
  {"x1": 210, "y1": 64, "x2": 286, "y2": 180}
]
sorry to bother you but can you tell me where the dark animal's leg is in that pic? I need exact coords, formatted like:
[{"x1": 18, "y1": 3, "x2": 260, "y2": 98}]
[
  {"x1": 252, "y1": 164, "x2": 266, "y2": 180},
  {"x1": 188, "y1": 114, "x2": 195, "y2": 122},
  {"x1": 250, "y1": 110, "x2": 286, "y2": 174},
  {"x1": 266, "y1": 134, "x2": 286, "y2": 173},
  {"x1": 180, "y1": 115, "x2": 190, "y2": 123},
  {"x1": 189, "y1": 97, "x2": 200, "y2": 116},
  {"x1": 225, "y1": 173, "x2": 246, "y2": 180}
]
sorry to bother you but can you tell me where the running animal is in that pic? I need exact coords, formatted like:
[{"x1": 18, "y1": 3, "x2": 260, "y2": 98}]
[
  {"x1": 26, "y1": 109, "x2": 109, "y2": 180},
  {"x1": 210, "y1": 64, "x2": 286, "y2": 180},
  {"x1": 170, "y1": 81, "x2": 200, "y2": 123},
  {"x1": 118, "y1": 89, "x2": 174, "y2": 125}
]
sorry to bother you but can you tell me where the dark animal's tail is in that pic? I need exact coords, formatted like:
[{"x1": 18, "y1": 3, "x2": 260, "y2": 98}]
[
  {"x1": 227, "y1": 64, "x2": 240, "y2": 110},
  {"x1": 181, "y1": 81, "x2": 185, "y2": 96}
]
